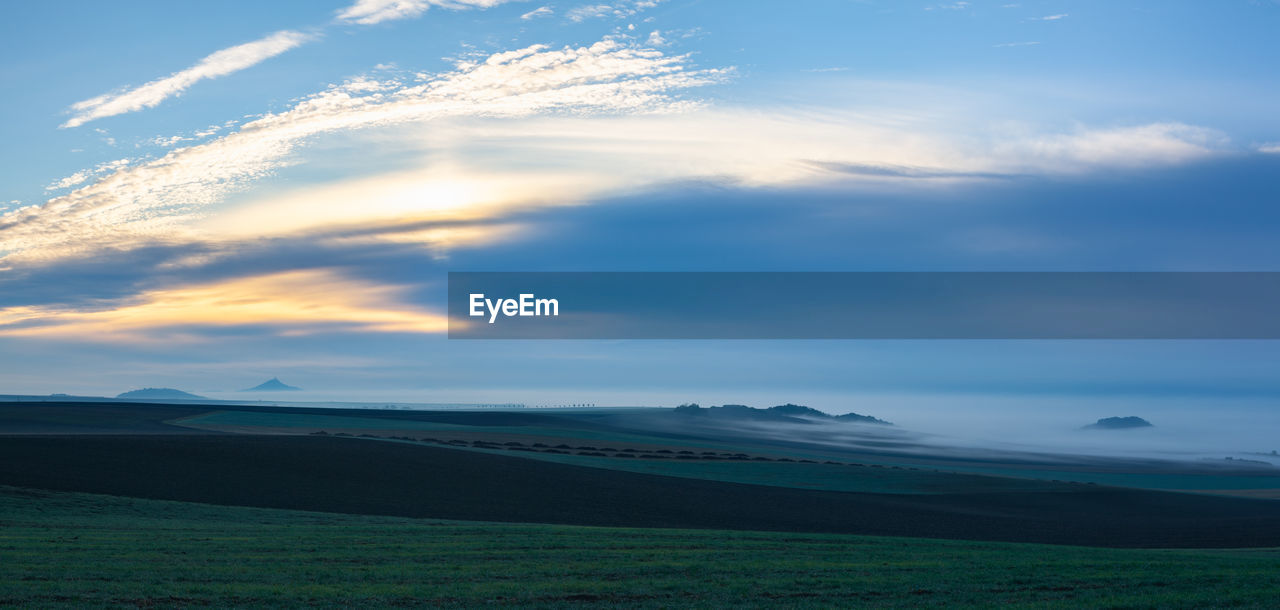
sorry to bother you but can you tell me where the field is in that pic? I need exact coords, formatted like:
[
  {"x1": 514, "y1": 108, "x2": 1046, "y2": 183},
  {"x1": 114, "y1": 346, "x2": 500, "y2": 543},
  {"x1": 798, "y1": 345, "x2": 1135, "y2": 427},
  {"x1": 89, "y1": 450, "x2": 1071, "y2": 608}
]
[
  {"x1": 3, "y1": 400, "x2": 1280, "y2": 606},
  {"x1": 4, "y1": 485, "x2": 1280, "y2": 608},
  {"x1": 3, "y1": 433, "x2": 1280, "y2": 547}
]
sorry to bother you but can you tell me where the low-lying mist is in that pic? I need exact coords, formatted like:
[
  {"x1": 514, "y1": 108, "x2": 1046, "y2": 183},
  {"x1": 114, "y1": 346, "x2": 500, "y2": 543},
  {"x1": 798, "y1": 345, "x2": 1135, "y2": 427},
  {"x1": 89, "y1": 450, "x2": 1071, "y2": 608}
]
[
  {"x1": 196, "y1": 387, "x2": 1279, "y2": 467},
  {"x1": 824, "y1": 393, "x2": 1280, "y2": 466}
]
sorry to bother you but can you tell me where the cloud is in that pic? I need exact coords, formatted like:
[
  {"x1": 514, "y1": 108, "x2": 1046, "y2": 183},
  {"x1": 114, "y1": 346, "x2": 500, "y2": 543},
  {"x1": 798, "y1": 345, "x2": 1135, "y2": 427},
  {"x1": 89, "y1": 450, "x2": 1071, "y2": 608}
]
[
  {"x1": 147, "y1": 135, "x2": 191, "y2": 148},
  {"x1": 45, "y1": 170, "x2": 90, "y2": 192},
  {"x1": 136, "y1": 114, "x2": 1230, "y2": 279},
  {"x1": 15, "y1": 37, "x2": 1233, "y2": 321},
  {"x1": 94, "y1": 128, "x2": 117, "y2": 147},
  {"x1": 399, "y1": 113, "x2": 1225, "y2": 190},
  {"x1": 806, "y1": 161, "x2": 1012, "y2": 180},
  {"x1": 994, "y1": 41, "x2": 1040, "y2": 48},
  {"x1": 987, "y1": 123, "x2": 1224, "y2": 171},
  {"x1": 62, "y1": 30, "x2": 312, "y2": 129},
  {"x1": 14, "y1": 82, "x2": 1226, "y2": 271},
  {"x1": 566, "y1": 0, "x2": 662, "y2": 22},
  {"x1": 1259, "y1": 142, "x2": 1280, "y2": 154},
  {"x1": 45, "y1": 159, "x2": 130, "y2": 192},
  {"x1": 335, "y1": 0, "x2": 513, "y2": 25},
  {"x1": 144, "y1": 122, "x2": 231, "y2": 148},
  {"x1": 521, "y1": 6, "x2": 554, "y2": 19},
  {"x1": 0, "y1": 269, "x2": 448, "y2": 342},
  {"x1": 1033, "y1": 13, "x2": 1068, "y2": 20},
  {"x1": 4, "y1": 39, "x2": 723, "y2": 264},
  {"x1": 567, "y1": 4, "x2": 612, "y2": 21},
  {"x1": 63, "y1": 0, "x2": 524, "y2": 129}
]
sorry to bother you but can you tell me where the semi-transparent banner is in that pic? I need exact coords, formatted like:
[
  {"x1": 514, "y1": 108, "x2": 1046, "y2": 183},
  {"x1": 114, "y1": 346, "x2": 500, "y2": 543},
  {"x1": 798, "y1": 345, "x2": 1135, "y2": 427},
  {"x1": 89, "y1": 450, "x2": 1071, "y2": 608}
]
[{"x1": 447, "y1": 272, "x2": 1280, "y2": 339}]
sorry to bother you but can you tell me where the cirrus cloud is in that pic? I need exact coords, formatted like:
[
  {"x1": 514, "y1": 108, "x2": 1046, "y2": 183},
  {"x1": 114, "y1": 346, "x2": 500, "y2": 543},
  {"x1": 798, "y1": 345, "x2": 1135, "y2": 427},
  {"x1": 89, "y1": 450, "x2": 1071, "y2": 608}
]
[
  {"x1": 61, "y1": 30, "x2": 313, "y2": 129},
  {"x1": 335, "y1": 0, "x2": 515, "y2": 25},
  {"x1": 62, "y1": 0, "x2": 521, "y2": 129},
  {"x1": 7, "y1": 39, "x2": 725, "y2": 263}
]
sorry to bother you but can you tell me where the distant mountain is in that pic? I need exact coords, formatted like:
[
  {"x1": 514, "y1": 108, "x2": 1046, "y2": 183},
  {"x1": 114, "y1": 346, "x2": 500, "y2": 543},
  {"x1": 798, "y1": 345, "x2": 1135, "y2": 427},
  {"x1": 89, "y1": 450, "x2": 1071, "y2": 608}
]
[
  {"x1": 1082, "y1": 416, "x2": 1153, "y2": 430},
  {"x1": 116, "y1": 388, "x2": 205, "y2": 400},
  {"x1": 241, "y1": 377, "x2": 302, "y2": 392},
  {"x1": 834, "y1": 412, "x2": 893, "y2": 425},
  {"x1": 768, "y1": 404, "x2": 830, "y2": 419},
  {"x1": 673, "y1": 403, "x2": 892, "y2": 425}
]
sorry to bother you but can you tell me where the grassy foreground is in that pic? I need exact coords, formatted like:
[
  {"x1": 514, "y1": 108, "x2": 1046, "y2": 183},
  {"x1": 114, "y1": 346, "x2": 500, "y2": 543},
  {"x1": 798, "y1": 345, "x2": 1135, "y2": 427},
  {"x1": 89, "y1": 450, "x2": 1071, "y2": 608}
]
[{"x1": 1, "y1": 486, "x2": 1278, "y2": 608}]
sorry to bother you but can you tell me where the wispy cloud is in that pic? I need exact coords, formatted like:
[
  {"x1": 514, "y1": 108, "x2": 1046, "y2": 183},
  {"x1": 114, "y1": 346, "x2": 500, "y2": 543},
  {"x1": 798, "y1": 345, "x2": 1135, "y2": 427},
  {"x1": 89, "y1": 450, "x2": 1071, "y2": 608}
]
[
  {"x1": 143, "y1": 121, "x2": 232, "y2": 148},
  {"x1": 986, "y1": 123, "x2": 1224, "y2": 170},
  {"x1": 64, "y1": 0, "x2": 521, "y2": 129},
  {"x1": 567, "y1": 4, "x2": 612, "y2": 21},
  {"x1": 45, "y1": 159, "x2": 130, "y2": 191},
  {"x1": 1258, "y1": 142, "x2": 1280, "y2": 154},
  {"x1": 444, "y1": 114, "x2": 1227, "y2": 187},
  {"x1": 19, "y1": 36, "x2": 1233, "y2": 305},
  {"x1": 566, "y1": 0, "x2": 662, "y2": 22},
  {"x1": 335, "y1": 0, "x2": 513, "y2": 25},
  {"x1": 521, "y1": 6, "x2": 554, "y2": 20},
  {"x1": 44, "y1": 170, "x2": 91, "y2": 192},
  {"x1": 994, "y1": 41, "x2": 1040, "y2": 48},
  {"x1": 4, "y1": 70, "x2": 1238, "y2": 343},
  {"x1": 61, "y1": 30, "x2": 313, "y2": 129},
  {"x1": 6, "y1": 39, "x2": 724, "y2": 263},
  {"x1": 1033, "y1": 13, "x2": 1068, "y2": 20}
]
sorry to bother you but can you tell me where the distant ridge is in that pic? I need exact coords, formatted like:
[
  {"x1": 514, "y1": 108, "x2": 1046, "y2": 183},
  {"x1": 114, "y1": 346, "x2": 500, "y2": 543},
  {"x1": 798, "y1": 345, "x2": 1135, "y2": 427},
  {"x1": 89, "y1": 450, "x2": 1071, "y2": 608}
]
[
  {"x1": 116, "y1": 388, "x2": 205, "y2": 400},
  {"x1": 241, "y1": 377, "x2": 302, "y2": 392},
  {"x1": 673, "y1": 403, "x2": 892, "y2": 426},
  {"x1": 1082, "y1": 416, "x2": 1153, "y2": 430}
]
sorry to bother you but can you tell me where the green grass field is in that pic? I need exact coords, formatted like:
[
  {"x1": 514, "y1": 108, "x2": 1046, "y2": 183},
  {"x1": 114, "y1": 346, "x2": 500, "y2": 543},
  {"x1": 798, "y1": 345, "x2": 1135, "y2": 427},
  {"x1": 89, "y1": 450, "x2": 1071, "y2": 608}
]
[{"x1": 3, "y1": 485, "x2": 1278, "y2": 608}]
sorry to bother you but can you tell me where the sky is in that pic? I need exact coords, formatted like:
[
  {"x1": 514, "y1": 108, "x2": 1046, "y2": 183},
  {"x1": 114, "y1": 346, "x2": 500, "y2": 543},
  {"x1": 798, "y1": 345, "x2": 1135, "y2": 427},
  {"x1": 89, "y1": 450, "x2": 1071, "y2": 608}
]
[{"x1": 2, "y1": 1, "x2": 1280, "y2": 449}]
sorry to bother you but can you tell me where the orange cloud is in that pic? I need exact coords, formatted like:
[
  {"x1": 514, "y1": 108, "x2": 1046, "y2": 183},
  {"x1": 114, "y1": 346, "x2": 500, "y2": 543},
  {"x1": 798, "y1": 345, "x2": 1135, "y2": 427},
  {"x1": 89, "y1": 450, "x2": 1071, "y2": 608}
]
[{"x1": 0, "y1": 269, "x2": 447, "y2": 342}]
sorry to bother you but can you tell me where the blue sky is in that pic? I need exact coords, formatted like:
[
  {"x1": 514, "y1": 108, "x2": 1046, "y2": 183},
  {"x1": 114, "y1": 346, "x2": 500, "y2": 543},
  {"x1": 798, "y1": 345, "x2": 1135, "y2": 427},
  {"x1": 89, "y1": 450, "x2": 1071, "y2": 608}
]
[{"x1": 2, "y1": 1, "x2": 1280, "y2": 442}]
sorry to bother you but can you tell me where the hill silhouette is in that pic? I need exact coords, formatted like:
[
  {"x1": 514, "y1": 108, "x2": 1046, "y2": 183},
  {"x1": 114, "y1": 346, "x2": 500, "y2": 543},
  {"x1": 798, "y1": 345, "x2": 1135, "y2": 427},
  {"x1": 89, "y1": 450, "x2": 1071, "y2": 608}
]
[
  {"x1": 673, "y1": 403, "x2": 891, "y2": 425},
  {"x1": 116, "y1": 388, "x2": 205, "y2": 400},
  {"x1": 241, "y1": 377, "x2": 302, "y2": 392},
  {"x1": 1083, "y1": 416, "x2": 1153, "y2": 430}
]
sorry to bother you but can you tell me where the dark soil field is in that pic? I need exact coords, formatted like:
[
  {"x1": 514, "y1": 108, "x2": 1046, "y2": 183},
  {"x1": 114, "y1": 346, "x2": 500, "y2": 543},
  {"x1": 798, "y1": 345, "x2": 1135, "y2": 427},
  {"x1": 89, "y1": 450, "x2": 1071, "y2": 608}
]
[
  {"x1": 0, "y1": 402, "x2": 216, "y2": 434},
  {"x1": 3, "y1": 433, "x2": 1280, "y2": 548},
  {"x1": 0, "y1": 401, "x2": 604, "y2": 433}
]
